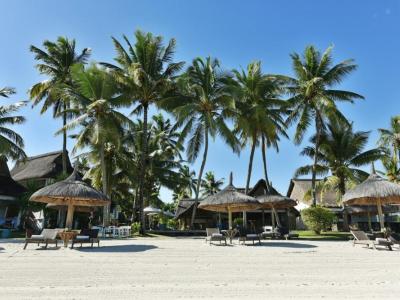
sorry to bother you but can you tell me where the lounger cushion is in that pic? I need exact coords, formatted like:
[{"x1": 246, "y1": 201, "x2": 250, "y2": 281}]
[
  {"x1": 211, "y1": 233, "x2": 223, "y2": 238},
  {"x1": 75, "y1": 235, "x2": 90, "y2": 240},
  {"x1": 246, "y1": 234, "x2": 258, "y2": 238},
  {"x1": 31, "y1": 235, "x2": 44, "y2": 239}
]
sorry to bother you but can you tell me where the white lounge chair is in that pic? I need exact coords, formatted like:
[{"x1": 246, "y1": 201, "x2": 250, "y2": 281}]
[
  {"x1": 205, "y1": 228, "x2": 227, "y2": 245},
  {"x1": 351, "y1": 230, "x2": 393, "y2": 251},
  {"x1": 23, "y1": 229, "x2": 60, "y2": 249}
]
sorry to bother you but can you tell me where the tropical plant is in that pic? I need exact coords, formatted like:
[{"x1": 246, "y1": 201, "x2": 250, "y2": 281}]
[
  {"x1": 173, "y1": 165, "x2": 197, "y2": 201},
  {"x1": 30, "y1": 37, "x2": 90, "y2": 174},
  {"x1": 163, "y1": 56, "x2": 240, "y2": 228},
  {"x1": 301, "y1": 206, "x2": 336, "y2": 234},
  {"x1": 102, "y1": 30, "x2": 184, "y2": 232},
  {"x1": 231, "y1": 61, "x2": 287, "y2": 193},
  {"x1": 283, "y1": 45, "x2": 363, "y2": 205},
  {"x1": 379, "y1": 156, "x2": 400, "y2": 183},
  {"x1": 378, "y1": 116, "x2": 400, "y2": 164},
  {"x1": 201, "y1": 171, "x2": 224, "y2": 196},
  {"x1": 295, "y1": 120, "x2": 383, "y2": 201},
  {"x1": 0, "y1": 87, "x2": 26, "y2": 160},
  {"x1": 59, "y1": 63, "x2": 133, "y2": 223}
]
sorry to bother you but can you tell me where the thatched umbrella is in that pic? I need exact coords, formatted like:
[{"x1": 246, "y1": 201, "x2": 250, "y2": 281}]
[
  {"x1": 198, "y1": 173, "x2": 260, "y2": 229},
  {"x1": 30, "y1": 168, "x2": 109, "y2": 229},
  {"x1": 46, "y1": 203, "x2": 96, "y2": 213},
  {"x1": 256, "y1": 186, "x2": 297, "y2": 228},
  {"x1": 344, "y1": 205, "x2": 400, "y2": 231},
  {"x1": 343, "y1": 171, "x2": 400, "y2": 230}
]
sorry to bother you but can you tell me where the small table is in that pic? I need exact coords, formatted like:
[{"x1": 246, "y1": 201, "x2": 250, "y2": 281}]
[
  {"x1": 58, "y1": 231, "x2": 78, "y2": 248},
  {"x1": 221, "y1": 229, "x2": 238, "y2": 244}
]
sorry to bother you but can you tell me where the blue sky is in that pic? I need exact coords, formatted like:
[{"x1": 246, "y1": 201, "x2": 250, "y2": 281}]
[{"x1": 1, "y1": 0, "x2": 399, "y2": 201}]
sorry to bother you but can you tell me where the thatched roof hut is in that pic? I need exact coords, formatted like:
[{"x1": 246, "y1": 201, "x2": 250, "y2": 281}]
[
  {"x1": 0, "y1": 157, "x2": 26, "y2": 200},
  {"x1": 11, "y1": 150, "x2": 73, "y2": 186},
  {"x1": 343, "y1": 172, "x2": 400, "y2": 230},
  {"x1": 30, "y1": 168, "x2": 109, "y2": 228}
]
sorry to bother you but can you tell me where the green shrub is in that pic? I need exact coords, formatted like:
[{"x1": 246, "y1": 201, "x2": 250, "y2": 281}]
[
  {"x1": 301, "y1": 206, "x2": 336, "y2": 234},
  {"x1": 167, "y1": 219, "x2": 178, "y2": 230},
  {"x1": 233, "y1": 217, "x2": 243, "y2": 227},
  {"x1": 131, "y1": 222, "x2": 141, "y2": 235}
]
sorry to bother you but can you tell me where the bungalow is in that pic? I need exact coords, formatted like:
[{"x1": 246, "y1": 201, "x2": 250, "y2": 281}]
[
  {"x1": 11, "y1": 150, "x2": 73, "y2": 187},
  {"x1": 0, "y1": 157, "x2": 26, "y2": 228},
  {"x1": 175, "y1": 179, "x2": 299, "y2": 231}
]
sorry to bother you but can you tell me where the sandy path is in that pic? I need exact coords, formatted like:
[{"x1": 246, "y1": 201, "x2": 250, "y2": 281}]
[{"x1": 1, "y1": 237, "x2": 399, "y2": 299}]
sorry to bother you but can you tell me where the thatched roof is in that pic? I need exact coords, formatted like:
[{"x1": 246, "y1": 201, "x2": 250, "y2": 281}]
[
  {"x1": 30, "y1": 168, "x2": 109, "y2": 206},
  {"x1": 344, "y1": 205, "x2": 400, "y2": 215},
  {"x1": 257, "y1": 185, "x2": 297, "y2": 209},
  {"x1": 11, "y1": 150, "x2": 73, "y2": 182},
  {"x1": 287, "y1": 179, "x2": 339, "y2": 207},
  {"x1": 343, "y1": 173, "x2": 400, "y2": 205},
  {"x1": 175, "y1": 198, "x2": 203, "y2": 219},
  {"x1": 198, "y1": 173, "x2": 260, "y2": 213},
  {"x1": 46, "y1": 203, "x2": 96, "y2": 213},
  {"x1": 0, "y1": 157, "x2": 26, "y2": 198}
]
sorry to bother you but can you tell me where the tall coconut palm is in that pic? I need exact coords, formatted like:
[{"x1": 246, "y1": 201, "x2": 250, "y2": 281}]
[
  {"x1": 162, "y1": 57, "x2": 240, "y2": 228},
  {"x1": 378, "y1": 116, "x2": 400, "y2": 164},
  {"x1": 59, "y1": 64, "x2": 133, "y2": 224},
  {"x1": 30, "y1": 37, "x2": 91, "y2": 174},
  {"x1": 102, "y1": 30, "x2": 184, "y2": 232},
  {"x1": 0, "y1": 87, "x2": 26, "y2": 160},
  {"x1": 283, "y1": 45, "x2": 363, "y2": 205},
  {"x1": 201, "y1": 171, "x2": 224, "y2": 196},
  {"x1": 231, "y1": 61, "x2": 287, "y2": 193},
  {"x1": 295, "y1": 120, "x2": 383, "y2": 200}
]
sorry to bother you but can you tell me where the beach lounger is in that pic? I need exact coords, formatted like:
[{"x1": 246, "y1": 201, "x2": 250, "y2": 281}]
[
  {"x1": 284, "y1": 231, "x2": 299, "y2": 240},
  {"x1": 205, "y1": 228, "x2": 227, "y2": 245},
  {"x1": 71, "y1": 229, "x2": 100, "y2": 249},
  {"x1": 239, "y1": 233, "x2": 261, "y2": 245},
  {"x1": 260, "y1": 226, "x2": 274, "y2": 239},
  {"x1": 23, "y1": 229, "x2": 59, "y2": 250},
  {"x1": 351, "y1": 230, "x2": 393, "y2": 251},
  {"x1": 388, "y1": 233, "x2": 400, "y2": 248}
]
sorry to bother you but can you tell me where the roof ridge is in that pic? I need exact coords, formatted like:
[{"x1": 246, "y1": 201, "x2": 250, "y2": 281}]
[{"x1": 24, "y1": 150, "x2": 66, "y2": 161}]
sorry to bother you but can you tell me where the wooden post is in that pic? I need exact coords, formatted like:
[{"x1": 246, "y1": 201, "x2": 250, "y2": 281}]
[
  {"x1": 377, "y1": 198, "x2": 385, "y2": 231},
  {"x1": 271, "y1": 210, "x2": 275, "y2": 229},
  {"x1": 287, "y1": 209, "x2": 290, "y2": 230},
  {"x1": 228, "y1": 208, "x2": 232, "y2": 229},
  {"x1": 367, "y1": 210, "x2": 372, "y2": 232},
  {"x1": 242, "y1": 211, "x2": 247, "y2": 229},
  {"x1": 273, "y1": 207, "x2": 281, "y2": 227},
  {"x1": 262, "y1": 209, "x2": 265, "y2": 226},
  {"x1": 65, "y1": 203, "x2": 75, "y2": 229}
]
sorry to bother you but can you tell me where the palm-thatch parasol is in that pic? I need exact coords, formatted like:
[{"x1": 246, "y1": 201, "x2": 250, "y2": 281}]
[
  {"x1": 343, "y1": 170, "x2": 400, "y2": 230},
  {"x1": 30, "y1": 168, "x2": 109, "y2": 229},
  {"x1": 46, "y1": 203, "x2": 96, "y2": 213},
  {"x1": 344, "y1": 205, "x2": 400, "y2": 231},
  {"x1": 256, "y1": 186, "x2": 297, "y2": 228},
  {"x1": 198, "y1": 173, "x2": 260, "y2": 229}
]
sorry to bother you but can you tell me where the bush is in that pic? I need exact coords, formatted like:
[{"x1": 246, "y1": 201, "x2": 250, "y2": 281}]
[
  {"x1": 233, "y1": 217, "x2": 243, "y2": 227},
  {"x1": 131, "y1": 222, "x2": 141, "y2": 235},
  {"x1": 167, "y1": 219, "x2": 178, "y2": 230},
  {"x1": 301, "y1": 206, "x2": 336, "y2": 234}
]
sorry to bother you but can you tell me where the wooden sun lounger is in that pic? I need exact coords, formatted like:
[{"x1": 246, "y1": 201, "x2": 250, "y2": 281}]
[
  {"x1": 205, "y1": 228, "x2": 227, "y2": 245},
  {"x1": 23, "y1": 229, "x2": 60, "y2": 250},
  {"x1": 239, "y1": 233, "x2": 261, "y2": 245},
  {"x1": 71, "y1": 229, "x2": 100, "y2": 249},
  {"x1": 351, "y1": 230, "x2": 393, "y2": 251}
]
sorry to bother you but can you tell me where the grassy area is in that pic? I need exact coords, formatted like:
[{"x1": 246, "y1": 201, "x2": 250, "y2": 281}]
[{"x1": 293, "y1": 230, "x2": 351, "y2": 241}]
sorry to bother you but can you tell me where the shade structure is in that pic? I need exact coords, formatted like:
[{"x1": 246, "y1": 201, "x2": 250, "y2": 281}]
[
  {"x1": 30, "y1": 168, "x2": 109, "y2": 229},
  {"x1": 256, "y1": 186, "x2": 297, "y2": 228},
  {"x1": 198, "y1": 173, "x2": 260, "y2": 229},
  {"x1": 46, "y1": 203, "x2": 96, "y2": 213},
  {"x1": 163, "y1": 211, "x2": 175, "y2": 218},
  {"x1": 144, "y1": 206, "x2": 162, "y2": 214},
  {"x1": 344, "y1": 205, "x2": 400, "y2": 231},
  {"x1": 343, "y1": 172, "x2": 400, "y2": 230}
]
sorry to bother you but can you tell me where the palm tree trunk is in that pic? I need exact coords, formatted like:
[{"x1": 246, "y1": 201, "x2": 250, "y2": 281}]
[
  {"x1": 100, "y1": 143, "x2": 109, "y2": 226},
  {"x1": 311, "y1": 117, "x2": 322, "y2": 206},
  {"x1": 245, "y1": 138, "x2": 256, "y2": 194},
  {"x1": 261, "y1": 135, "x2": 270, "y2": 192},
  {"x1": 339, "y1": 176, "x2": 349, "y2": 231},
  {"x1": 62, "y1": 103, "x2": 68, "y2": 174},
  {"x1": 190, "y1": 127, "x2": 209, "y2": 229},
  {"x1": 138, "y1": 104, "x2": 149, "y2": 234}
]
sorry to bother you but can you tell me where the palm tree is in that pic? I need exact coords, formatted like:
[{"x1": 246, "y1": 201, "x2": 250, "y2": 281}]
[
  {"x1": 163, "y1": 57, "x2": 240, "y2": 228},
  {"x1": 0, "y1": 87, "x2": 26, "y2": 160},
  {"x1": 231, "y1": 61, "x2": 287, "y2": 193},
  {"x1": 59, "y1": 63, "x2": 133, "y2": 224},
  {"x1": 173, "y1": 165, "x2": 197, "y2": 200},
  {"x1": 30, "y1": 37, "x2": 91, "y2": 174},
  {"x1": 378, "y1": 116, "x2": 400, "y2": 164},
  {"x1": 295, "y1": 120, "x2": 383, "y2": 200},
  {"x1": 379, "y1": 156, "x2": 400, "y2": 183},
  {"x1": 201, "y1": 171, "x2": 224, "y2": 196},
  {"x1": 102, "y1": 30, "x2": 184, "y2": 232},
  {"x1": 283, "y1": 45, "x2": 363, "y2": 205}
]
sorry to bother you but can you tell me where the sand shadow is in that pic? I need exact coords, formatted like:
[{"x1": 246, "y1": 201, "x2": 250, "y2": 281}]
[
  {"x1": 73, "y1": 244, "x2": 158, "y2": 253},
  {"x1": 261, "y1": 242, "x2": 318, "y2": 249}
]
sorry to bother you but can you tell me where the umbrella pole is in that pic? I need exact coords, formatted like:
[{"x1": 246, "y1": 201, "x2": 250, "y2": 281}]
[
  {"x1": 367, "y1": 210, "x2": 372, "y2": 232},
  {"x1": 377, "y1": 198, "x2": 385, "y2": 231},
  {"x1": 273, "y1": 207, "x2": 281, "y2": 227},
  {"x1": 242, "y1": 211, "x2": 247, "y2": 229},
  {"x1": 271, "y1": 210, "x2": 275, "y2": 229},
  {"x1": 65, "y1": 203, "x2": 75, "y2": 229},
  {"x1": 228, "y1": 208, "x2": 232, "y2": 229},
  {"x1": 262, "y1": 209, "x2": 265, "y2": 226}
]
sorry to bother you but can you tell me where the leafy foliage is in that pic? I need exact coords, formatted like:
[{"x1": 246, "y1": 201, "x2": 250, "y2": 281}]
[{"x1": 301, "y1": 206, "x2": 336, "y2": 234}]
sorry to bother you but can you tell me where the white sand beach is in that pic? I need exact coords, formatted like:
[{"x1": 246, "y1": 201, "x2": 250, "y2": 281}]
[{"x1": 1, "y1": 237, "x2": 399, "y2": 299}]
